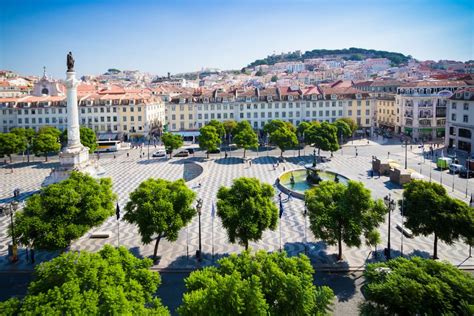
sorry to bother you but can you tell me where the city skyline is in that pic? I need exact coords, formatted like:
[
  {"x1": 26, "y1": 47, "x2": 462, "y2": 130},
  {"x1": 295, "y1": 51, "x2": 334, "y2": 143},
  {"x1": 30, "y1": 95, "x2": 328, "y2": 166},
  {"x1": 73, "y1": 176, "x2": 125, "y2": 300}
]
[{"x1": 0, "y1": 0, "x2": 473, "y2": 78}]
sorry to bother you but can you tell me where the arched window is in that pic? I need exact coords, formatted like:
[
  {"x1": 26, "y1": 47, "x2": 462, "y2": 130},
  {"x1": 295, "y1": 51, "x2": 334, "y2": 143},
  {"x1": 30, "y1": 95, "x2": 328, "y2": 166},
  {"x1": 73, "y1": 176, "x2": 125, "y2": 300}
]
[{"x1": 41, "y1": 88, "x2": 49, "y2": 95}]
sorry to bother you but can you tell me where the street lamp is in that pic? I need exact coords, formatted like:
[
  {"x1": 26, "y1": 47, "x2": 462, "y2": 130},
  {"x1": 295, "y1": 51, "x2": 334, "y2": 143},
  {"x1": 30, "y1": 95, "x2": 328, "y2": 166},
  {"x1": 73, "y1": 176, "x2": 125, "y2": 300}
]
[
  {"x1": 0, "y1": 194, "x2": 20, "y2": 263},
  {"x1": 384, "y1": 194, "x2": 396, "y2": 260},
  {"x1": 196, "y1": 198, "x2": 203, "y2": 262}
]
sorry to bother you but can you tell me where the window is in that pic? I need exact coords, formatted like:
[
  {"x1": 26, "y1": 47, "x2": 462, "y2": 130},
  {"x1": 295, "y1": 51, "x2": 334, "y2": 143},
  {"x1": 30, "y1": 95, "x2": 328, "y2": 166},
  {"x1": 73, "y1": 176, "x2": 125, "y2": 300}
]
[
  {"x1": 348, "y1": 110, "x2": 352, "y2": 116},
  {"x1": 463, "y1": 115, "x2": 468, "y2": 123},
  {"x1": 366, "y1": 118, "x2": 370, "y2": 124},
  {"x1": 366, "y1": 109, "x2": 370, "y2": 115},
  {"x1": 451, "y1": 102, "x2": 457, "y2": 109},
  {"x1": 138, "y1": 116, "x2": 142, "y2": 121},
  {"x1": 451, "y1": 113, "x2": 456, "y2": 121},
  {"x1": 198, "y1": 114, "x2": 202, "y2": 119},
  {"x1": 172, "y1": 114, "x2": 176, "y2": 120},
  {"x1": 357, "y1": 110, "x2": 361, "y2": 116},
  {"x1": 357, "y1": 101, "x2": 361, "y2": 107},
  {"x1": 319, "y1": 110, "x2": 323, "y2": 116},
  {"x1": 325, "y1": 110, "x2": 329, "y2": 116},
  {"x1": 464, "y1": 103, "x2": 469, "y2": 111}
]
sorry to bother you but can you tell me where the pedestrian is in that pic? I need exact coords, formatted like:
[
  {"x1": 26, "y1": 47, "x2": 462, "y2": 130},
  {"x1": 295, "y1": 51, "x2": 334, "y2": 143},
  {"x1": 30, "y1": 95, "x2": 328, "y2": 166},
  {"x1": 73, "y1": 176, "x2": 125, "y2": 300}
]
[
  {"x1": 288, "y1": 192, "x2": 292, "y2": 201},
  {"x1": 367, "y1": 140, "x2": 369, "y2": 145},
  {"x1": 198, "y1": 182, "x2": 202, "y2": 188},
  {"x1": 249, "y1": 160, "x2": 252, "y2": 166},
  {"x1": 30, "y1": 248, "x2": 35, "y2": 264},
  {"x1": 283, "y1": 166, "x2": 286, "y2": 172},
  {"x1": 127, "y1": 152, "x2": 129, "y2": 158},
  {"x1": 278, "y1": 192, "x2": 282, "y2": 200},
  {"x1": 113, "y1": 155, "x2": 116, "y2": 159}
]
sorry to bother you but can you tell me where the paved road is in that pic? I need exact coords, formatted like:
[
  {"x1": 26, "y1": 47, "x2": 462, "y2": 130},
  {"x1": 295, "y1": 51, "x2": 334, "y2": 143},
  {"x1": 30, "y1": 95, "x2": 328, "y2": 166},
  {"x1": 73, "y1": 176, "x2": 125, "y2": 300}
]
[{"x1": 0, "y1": 271, "x2": 364, "y2": 316}]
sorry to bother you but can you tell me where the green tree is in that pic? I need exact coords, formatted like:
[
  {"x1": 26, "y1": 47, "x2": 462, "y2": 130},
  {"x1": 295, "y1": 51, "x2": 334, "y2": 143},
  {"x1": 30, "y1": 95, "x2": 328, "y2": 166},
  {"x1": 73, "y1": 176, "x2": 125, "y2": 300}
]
[
  {"x1": 297, "y1": 121, "x2": 312, "y2": 139},
  {"x1": 124, "y1": 178, "x2": 196, "y2": 262},
  {"x1": 32, "y1": 133, "x2": 60, "y2": 161},
  {"x1": 332, "y1": 119, "x2": 352, "y2": 140},
  {"x1": 305, "y1": 121, "x2": 339, "y2": 156},
  {"x1": 0, "y1": 245, "x2": 169, "y2": 315},
  {"x1": 336, "y1": 117, "x2": 357, "y2": 134},
  {"x1": 223, "y1": 120, "x2": 237, "y2": 143},
  {"x1": 198, "y1": 125, "x2": 221, "y2": 158},
  {"x1": 269, "y1": 126, "x2": 298, "y2": 157},
  {"x1": 38, "y1": 126, "x2": 61, "y2": 138},
  {"x1": 402, "y1": 180, "x2": 474, "y2": 259},
  {"x1": 361, "y1": 257, "x2": 474, "y2": 315},
  {"x1": 10, "y1": 127, "x2": 36, "y2": 162},
  {"x1": 60, "y1": 126, "x2": 98, "y2": 153},
  {"x1": 233, "y1": 121, "x2": 258, "y2": 158},
  {"x1": 13, "y1": 172, "x2": 116, "y2": 250},
  {"x1": 207, "y1": 119, "x2": 225, "y2": 138},
  {"x1": 161, "y1": 132, "x2": 183, "y2": 158},
  {"x1": 217, "y1": 177, "x2": 278, "y2": 249},
  {"x1": 178, "y1": 250, "x2": 334, "y2": 316},
  {"x1": 0, "y1": 133, "x2": 25, "y2": 162},
  {"x1": 305, "y1": 180, "x2": 386, "y2": 260},
  {"x1": 270, "y1": 75, "x2": 278, "y2": 82},
  {"x1": 263, "y1": 119, "x2": 296, "y2": 135}
]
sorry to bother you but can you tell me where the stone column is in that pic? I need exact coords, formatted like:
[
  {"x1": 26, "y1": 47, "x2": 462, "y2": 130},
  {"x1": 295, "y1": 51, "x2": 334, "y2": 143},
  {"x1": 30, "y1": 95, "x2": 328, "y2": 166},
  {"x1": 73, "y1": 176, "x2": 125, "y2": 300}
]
[{"x1": 65, "y1": 71, "x2": 82, "y2": 152}]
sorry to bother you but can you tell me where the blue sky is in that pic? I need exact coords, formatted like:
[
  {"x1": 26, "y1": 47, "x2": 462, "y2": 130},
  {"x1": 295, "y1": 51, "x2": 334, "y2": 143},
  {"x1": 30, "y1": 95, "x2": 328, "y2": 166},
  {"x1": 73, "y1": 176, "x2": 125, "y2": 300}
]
[{"x1": 0, "y1": 0, "x2": 473, "y2": 78}]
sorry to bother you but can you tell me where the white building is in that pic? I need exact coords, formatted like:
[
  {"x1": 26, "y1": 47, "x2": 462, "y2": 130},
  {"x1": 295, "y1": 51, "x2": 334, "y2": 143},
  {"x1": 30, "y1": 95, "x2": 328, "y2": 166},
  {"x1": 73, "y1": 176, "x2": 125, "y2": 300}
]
[{"x1": 446, "y1": 87, "x2": 474, "y2": 156}]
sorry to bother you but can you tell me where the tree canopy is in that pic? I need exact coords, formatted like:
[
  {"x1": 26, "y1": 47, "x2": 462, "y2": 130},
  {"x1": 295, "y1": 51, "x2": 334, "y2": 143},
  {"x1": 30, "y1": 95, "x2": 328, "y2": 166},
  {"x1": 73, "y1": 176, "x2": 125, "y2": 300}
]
[
  {"x1": 402, "y1": 180, "x2": 474, "y2": 259},
  {"x1": 336, "y1": 118, "x2": 357, "y2": 134},
  {"x1": 178, "y1": 250, "x2": 334, "y2": 316},
  {"x1": 37, "y1": 126, "x2": 61, "y2": 138},
  {"x1": 305, "y1": 180, "x2": 386, "y2": 260},
  {"x1": 223, "y1": 120, "x2": 237, "y2": 141},
  {"x1": 269, "y1": 126, "x2": 298, "y2": 156},
  {"x1": 32, "y1": 133, "x2": 60, "y2": 161},
  {"x1": 305, "y1": 121, "x2": 339, "y2": 155},
  {"x1": 198, "y1": 125, "x2": 221, "y2": 158},
  {"x1": 124, "y1": 178, "x2": 196, "y2": 261},
  {"x1": 0, "y1": 245, "x2": 169, "y2": 315},
  {"x1": 207, "y1": 119, "x2": 225, "y2": 138},
  {"x1": 263, "y1": 119, "x2": 296, "y2": 135},
  {"x1": 217, "y1": 177, "x2": 278, "y2": 249},
  {"x1": 232, "y1": 121, "x2": 258, "y2": 158},
  {"x1": 13, "y1": 172, "x2": 116, "y2": 250},
  {"x1": 361, "y1": 257, "x2": 474, "y2": 315},
  {"x1": 161, "y1": 132, "x2": 183, "y2": 158},
  {"x1": 297, "y1": 121, "x2": 312, "y2": 139},
  {"x1": 332, "y1": 119, "x2": 352, "y2": 139},
  {"x1": 0, "y1": 133, "x2": 25, "y2": 162}
]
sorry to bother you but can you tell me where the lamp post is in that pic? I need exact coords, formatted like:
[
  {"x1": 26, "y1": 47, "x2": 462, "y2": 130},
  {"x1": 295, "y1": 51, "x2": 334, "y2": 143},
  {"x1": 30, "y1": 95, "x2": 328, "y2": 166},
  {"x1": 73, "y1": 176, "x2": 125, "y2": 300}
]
[
  {"x1": 196, "y1": 198, "x2": 203, "y2": 262},
  {"x1": 383, "y1": 194, "x2": 396, "y2": 260},
  {"x1": 1, "y1": 192, "x2": 20, "y2": 263},
  {"x1": 304, "y1": 200, "x2": 308, "y2": 255},
  {"x1": 147, "y1": 134, "x2": 151, "y2": 160},
  {"x1": 404, "y1": 138, "x2": 408, "y2": 169}
]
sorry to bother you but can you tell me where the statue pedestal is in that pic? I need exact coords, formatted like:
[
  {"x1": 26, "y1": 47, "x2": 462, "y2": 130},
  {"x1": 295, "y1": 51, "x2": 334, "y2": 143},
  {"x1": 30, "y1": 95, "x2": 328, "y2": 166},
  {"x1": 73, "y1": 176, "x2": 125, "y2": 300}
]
[{"x1": 43, "y1": 147, "x2": 105, "y2": 186}]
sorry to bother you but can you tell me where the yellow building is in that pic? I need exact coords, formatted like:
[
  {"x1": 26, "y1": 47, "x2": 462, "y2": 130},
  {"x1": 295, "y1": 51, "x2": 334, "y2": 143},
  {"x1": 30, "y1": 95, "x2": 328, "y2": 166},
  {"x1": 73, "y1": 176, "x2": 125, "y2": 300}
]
[{"x1": 375, "y1": 96, "x2": 400, "y2": 133}]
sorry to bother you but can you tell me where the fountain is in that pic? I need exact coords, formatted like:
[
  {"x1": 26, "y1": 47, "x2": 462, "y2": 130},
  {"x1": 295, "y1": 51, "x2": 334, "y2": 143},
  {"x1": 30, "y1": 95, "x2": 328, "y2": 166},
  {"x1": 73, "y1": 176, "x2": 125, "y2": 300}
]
[{"x1": 277, "y1": 163, "x2": 349, "y2": 199}]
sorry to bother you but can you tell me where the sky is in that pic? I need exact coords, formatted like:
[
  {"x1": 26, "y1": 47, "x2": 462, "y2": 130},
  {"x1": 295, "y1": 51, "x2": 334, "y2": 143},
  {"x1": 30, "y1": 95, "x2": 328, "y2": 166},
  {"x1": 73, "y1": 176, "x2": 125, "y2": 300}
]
[{"x1": 0, "y1": 0, "x2": 473, "y2": 78}]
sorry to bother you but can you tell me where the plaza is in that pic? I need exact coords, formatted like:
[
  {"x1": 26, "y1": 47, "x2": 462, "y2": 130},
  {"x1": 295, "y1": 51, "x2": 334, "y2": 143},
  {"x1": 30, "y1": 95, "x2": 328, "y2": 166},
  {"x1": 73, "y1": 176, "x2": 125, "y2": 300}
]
[{"x1": 1, "y1": 137, "x2": 473, "y2": 272}]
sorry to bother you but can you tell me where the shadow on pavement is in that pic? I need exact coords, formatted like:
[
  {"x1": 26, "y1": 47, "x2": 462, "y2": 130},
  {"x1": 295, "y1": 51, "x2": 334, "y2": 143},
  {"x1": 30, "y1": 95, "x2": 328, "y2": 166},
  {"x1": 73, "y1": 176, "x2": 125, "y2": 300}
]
[
  {"x1": 0, "y1": 190, "x2": 38, "y2": 204},
  {"x1": 214, "y1": 157, "x2": 243, "y2": 165},
  {"x1": 252, "y1": 156, "x2": 278, "y2": 165},
  {"x1": 31, "y1": 162, "x2": 58, "y2": 170}
]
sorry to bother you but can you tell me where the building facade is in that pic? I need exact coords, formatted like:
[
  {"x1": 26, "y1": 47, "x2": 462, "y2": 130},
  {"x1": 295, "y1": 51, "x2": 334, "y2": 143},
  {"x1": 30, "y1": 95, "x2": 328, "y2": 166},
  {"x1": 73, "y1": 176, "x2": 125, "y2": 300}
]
[{"x1": 446, "y1": 88, "x2": 474, "y2": 155}]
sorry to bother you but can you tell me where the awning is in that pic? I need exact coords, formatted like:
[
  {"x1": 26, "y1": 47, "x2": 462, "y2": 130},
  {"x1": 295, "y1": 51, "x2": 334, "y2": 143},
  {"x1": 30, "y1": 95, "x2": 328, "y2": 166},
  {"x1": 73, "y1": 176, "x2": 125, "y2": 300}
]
[{"x1": 419, "y1": 128, "x2": 432, "y2": 132}]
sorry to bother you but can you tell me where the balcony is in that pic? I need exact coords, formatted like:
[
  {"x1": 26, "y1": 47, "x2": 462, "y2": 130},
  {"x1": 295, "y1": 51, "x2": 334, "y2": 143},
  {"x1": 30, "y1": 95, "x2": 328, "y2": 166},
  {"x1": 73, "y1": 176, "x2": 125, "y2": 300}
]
[{"x1": 404, "y1": 111, "x2": 413, "y2": 118}]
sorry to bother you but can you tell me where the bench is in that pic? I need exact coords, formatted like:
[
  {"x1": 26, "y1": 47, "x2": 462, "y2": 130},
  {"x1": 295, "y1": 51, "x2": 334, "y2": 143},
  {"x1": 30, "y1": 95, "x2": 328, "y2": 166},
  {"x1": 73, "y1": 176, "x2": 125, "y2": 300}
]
[
  {"x1": 89, "y1": 231, "x2": 111, "y2": 239},
  {"x1": 395, "y1": 224, "x2": 413, "y2": 238}
]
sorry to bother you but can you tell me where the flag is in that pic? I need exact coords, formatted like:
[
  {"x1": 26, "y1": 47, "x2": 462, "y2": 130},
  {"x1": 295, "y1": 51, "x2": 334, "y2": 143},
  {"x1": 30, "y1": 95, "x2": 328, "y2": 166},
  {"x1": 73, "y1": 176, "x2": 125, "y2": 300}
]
[
  {"x1": 211, "y1": 202, "x2": 216, "y2": 218},
  {"x1": 116, "y1": 203, "x2": 120, "y2": 220},
  {"x1": 279, "y1": 199, "x2": 284, "y2": 218}
]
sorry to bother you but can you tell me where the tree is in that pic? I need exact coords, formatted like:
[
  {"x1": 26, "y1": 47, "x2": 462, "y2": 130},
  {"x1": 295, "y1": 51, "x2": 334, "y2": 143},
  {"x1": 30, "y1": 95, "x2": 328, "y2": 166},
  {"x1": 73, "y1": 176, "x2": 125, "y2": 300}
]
[
  {"x1": 305, "y1": 121, "x2": 339, "y2": 156},
  {"x1": 232, "y1": 121, "x2": 258, "y2": 158},
  {"x1": 198, "y1": 125, "x2": 221, "y2": 158},
  {"x1": 13, "y1": 172, "x2": 115, "y2": 250},
  {"x1": 38, "y1": 126, "x2": 61, "y2": 138},
  {"x1": 336, "y1": 117, "x2": 357, "y2": 134},
  {"x1": 217, "y1": 177, "x2": 278, "y2": 250},
  {"x1": 305, "y1": 180, "x2": 386, "y2": 260},
  {"x1": 32, "y1": 133, "x2": 60, "y2": 161},
  {"x1": 270, "y1": 75, "x2": 278, "y2": 82},
  {"x1": 402, "y1": 180, "x2": 474, "y2": 259},
  {"x1": 207, "y1": 119, "x2": 225, "y2": 138},
  {"x1": 178, "y1": 250, "x2": 334, "y2": 316},
  {"x1": 269, "y1": 126, "x2": 298, "y2": 157},
  {"x1": 161, "y1": 132, "x2": 183, "y2": 158},
  {"x1": 0, "y1": 133, "x2": 25, "y2": 162},
  {"x1": 0, "y1": 245, "x2": 169, "y2": 315},
  {"x1": 124, "y1": 178, "x2": 196, "y2": 262},
  {"x1": 263, "y1": 119, "x2": 296, "y2": 135},
  {"x1": 361, "y1": 257, "x2": 474, "y2": 315},
  {"x1": 332, "y1": 119, "x2": 352, "y2": 140},
  {"x1": 297, "y1": 121, "x2": 311, "y2": 139},
  {"x1": 60, "y1": 126, "x2": 98, "y2": 153},
  {"x1": 10, "y1": 127, "x2": 35, "y2": 162},
  {"x1": 223, "y1": 120, "x2": 237, "y2": 143}
]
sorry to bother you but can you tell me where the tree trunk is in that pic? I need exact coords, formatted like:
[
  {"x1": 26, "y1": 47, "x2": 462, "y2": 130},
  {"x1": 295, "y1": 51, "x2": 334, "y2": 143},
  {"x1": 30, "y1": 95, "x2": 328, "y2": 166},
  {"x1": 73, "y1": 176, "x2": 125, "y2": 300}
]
[
  {"x1": 153, "y1": 234, "x2": 162, "y2": 262},
  {"x1": 245, "y1": 241, "x2": 249, "y2": 251},
  {"x1": 207, "y1": 152, "x2": 209, "y2": 159},
  {"x1": 9, "y1": 155, "x2": 12, "y2": 163},
  {"x1": 337, "y1": 227, "x2": 343, "y2": 261},
  {"x1": 433, "y1": 233, "x2": 438, "y2": 259},
  {"x1": 281, "y1": 149, "x2": 284, "y2": 157},
  {"x1": 243, "y1": 148, "x2": 246, "y2": 158},
  {"x1": 45, "y1": 154, "x2": 48, "y2": 162}
]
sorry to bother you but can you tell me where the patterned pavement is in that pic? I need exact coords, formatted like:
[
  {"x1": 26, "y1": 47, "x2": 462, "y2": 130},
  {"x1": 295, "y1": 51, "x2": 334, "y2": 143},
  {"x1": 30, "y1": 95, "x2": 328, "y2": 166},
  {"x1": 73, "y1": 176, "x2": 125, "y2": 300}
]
[{"x1": 1, "y1": 143, "x2": 473, "y2": 272}]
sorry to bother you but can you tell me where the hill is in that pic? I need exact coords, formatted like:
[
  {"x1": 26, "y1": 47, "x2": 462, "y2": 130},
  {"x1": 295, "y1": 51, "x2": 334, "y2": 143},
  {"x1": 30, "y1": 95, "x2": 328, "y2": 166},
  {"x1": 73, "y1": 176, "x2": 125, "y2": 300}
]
[{"x1": 246, "y1": 47, "x2": 411, "y2": 69}]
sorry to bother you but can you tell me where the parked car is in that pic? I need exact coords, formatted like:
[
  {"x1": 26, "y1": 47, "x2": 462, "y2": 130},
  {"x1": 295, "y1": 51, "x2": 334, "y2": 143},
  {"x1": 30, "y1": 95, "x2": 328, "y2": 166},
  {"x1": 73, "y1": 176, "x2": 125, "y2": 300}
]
[
  {"x1": 174, "y1": 150, "x2": 190, "y2": 157},
  {"x1": 459, "y1": 166, "x2": 474, "y2": 178},
  {"x1": 449, "y1": 163, "x2": 463, "y2": 174},
  {"x1": 206, "y1": 148, "x2": 221, "y2": 154},
  {"x1": 152, "y1": 150, "x2": 166, "y2": 158}
]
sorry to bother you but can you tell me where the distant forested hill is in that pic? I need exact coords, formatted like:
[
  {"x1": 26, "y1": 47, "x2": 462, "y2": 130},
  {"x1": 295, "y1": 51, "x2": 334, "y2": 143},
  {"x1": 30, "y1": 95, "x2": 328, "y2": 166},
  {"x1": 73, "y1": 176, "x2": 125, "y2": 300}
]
[{"x1": 246, "y1": 47, "x2": 411, "y2": 69}]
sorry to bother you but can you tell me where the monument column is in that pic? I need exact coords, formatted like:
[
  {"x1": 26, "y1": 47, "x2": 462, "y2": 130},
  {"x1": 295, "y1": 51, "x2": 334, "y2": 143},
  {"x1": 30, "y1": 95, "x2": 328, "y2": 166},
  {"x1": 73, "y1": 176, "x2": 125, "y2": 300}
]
[{"x1": 65, "y1": 71, "x2": 82, "y2": 152}]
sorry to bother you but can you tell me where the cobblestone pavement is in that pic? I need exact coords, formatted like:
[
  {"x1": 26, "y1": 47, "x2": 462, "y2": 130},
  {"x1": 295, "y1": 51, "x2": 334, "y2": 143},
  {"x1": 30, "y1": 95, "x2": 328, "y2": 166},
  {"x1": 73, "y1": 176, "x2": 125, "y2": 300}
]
[{"x1": 1, "y1": 139, "x2": 473, "y2": 272}]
